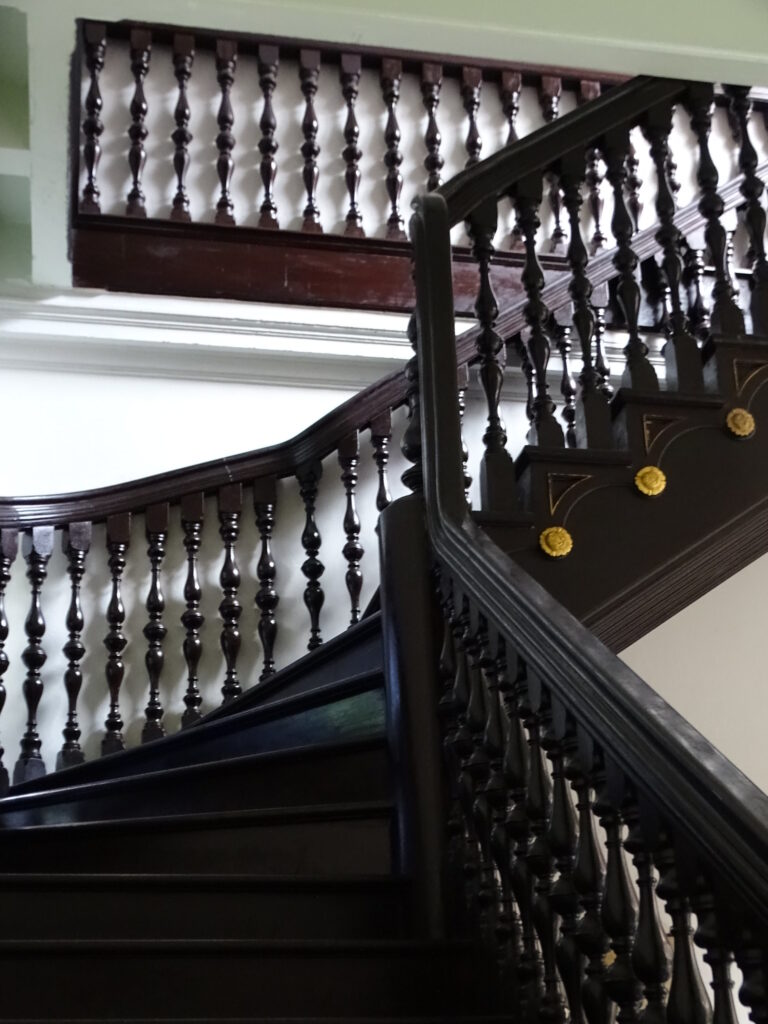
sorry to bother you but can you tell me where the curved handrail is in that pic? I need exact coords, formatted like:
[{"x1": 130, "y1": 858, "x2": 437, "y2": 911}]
[{"x1": 411, "y1": 185, "x2": 768, "y2": 926}]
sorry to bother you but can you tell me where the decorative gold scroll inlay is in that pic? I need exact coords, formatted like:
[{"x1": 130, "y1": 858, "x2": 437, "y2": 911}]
[
  {"x1": 634, "y1": 465, "x2": 667, "y2": 497},
  {"x1": 539, "y1": 526, "x2": 573, "y2": 559},
  {"x1": 725, "y1": 407, "x2": 756, "y2": 438}
]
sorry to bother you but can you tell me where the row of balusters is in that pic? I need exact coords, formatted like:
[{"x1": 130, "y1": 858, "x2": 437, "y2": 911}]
[
  {"x1": 79, "y1": 22, "x2": 631, "y2": 250},
  {"x1": 435, "y1": 573, "x2": 760, "y2": 1024},
  {"x1": 460, "y1": 82, "x2": 768, "y2": 479},
  {"x1": 0, "y1": 423, "x2": 393, "y2": 789}
]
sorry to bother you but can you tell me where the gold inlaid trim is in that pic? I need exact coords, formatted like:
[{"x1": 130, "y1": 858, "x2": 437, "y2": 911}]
[
  {"x1": 539, "y1": 526, "x2": 573, "y2": 559},
  {"x1": 634, "y1": 465, "x2": 667, "y2": 497}
]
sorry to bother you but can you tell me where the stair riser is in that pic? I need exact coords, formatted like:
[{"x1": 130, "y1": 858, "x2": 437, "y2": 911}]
[
  {"x1": 0, "y1": 745, "x2": 391, "y2": 827},
  {"x1": 0, "y1": 886, "x2": 409, "y2": 940},
  {"x1": 0, "y1": 816, "x2": 393, "y2": 875},
  {"x1": 0, "y1": 949, "x2": 496, "y2": 1018}
]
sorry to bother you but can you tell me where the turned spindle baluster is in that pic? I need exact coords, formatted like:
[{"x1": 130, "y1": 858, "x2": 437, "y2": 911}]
[
  {"x1": 58, "y1": 522, "x2": 91, "y2": 770},
  {"x1": 300, "y1": 49, "x2": 322, "y2": 232},
  {"x1": 218, "y1": 483, "x2": 242, "y2": 704},
  {"x1": 103, "y1": 513, "x2": 131, "y2": 755},
  {"x1": 467, "y1": 198, "x2": 517, "y2": 510},
  {"x1": 14, "y1": 527, "x2": 54, "y2": 785},
  {"x1": 298, "y1": 461, "x2": 325, "y2": 649},
  {"x1": 126, "y1": 28, "x2": 151, "y2": 217},
  {"x1": 591, "y1": 282, "x2": 613, "y2": 399},
  {"x1": 142, "y1": 503, "x2": 168, "y2": 742},
  {"x1": 539, "y1": 76, "x2": 567, "y2": 254},
  {"x1": 500, "y1": 71, "x2": 525, "y2": 252},
  {"x1": 0, "y1": 529, "x2": 18, "y2": 795},
  {"x1": 180, "y1": 493, "x2": 205, "y2": 728},
  {"x1": 214, "y1": 39, "x2": 237, "y2": 227},
  {"x1": 170, "y1": 34, "x2": 194, "y2": 222},
  {"x1": 254, "y1": 478, "x2": 279, "y2": 680},
  {"x1": 80, "y1": 22, "x2": 106, "y2": 214},
  {"x1": 401, "y1": 312, "x2": 424, "y2": 495},
  {"x1": 692, "y1": 879, "x2": 739, "y2": 1024},
  {"x1": 560, "y1": 152, "x2": 612, "y2": 448},
  {"x1": 552, "y1": 304, "x2": 577, "y2": 448},
  {"x1": 684, "y1": 84, "x2": 745, "y2": 336},
  {"x1": 380, "y1": 59, "x2": 406, "y2": 240},
  {"x1": 580, "y1": 81, "x2": 607, "y2": 254},
  {"x1": 370, "y1": 411, "x2": 392, "y2": 511},
  {"x1": 340, "y1": 53, "x2": 364, "y2": 237},
  {"x1": 339, "y1": 433, "x2": 364, "y2": 627},
  {"x1": 421, "y1": 63, "x2": 443, "y2": 191},
  {"x1": 725, "y1": 85, "x2": 768, "y2": 335},
  {"x1": 515, "y1": 174, "x2": 565, "y2": 446},
  {"x1": 257, "y1": 44, "x2": 280, "y2": 229},
  {"x1": 642, "y1": 103, "x2": 704, "y2": 392},
  {"x1": 461, "y1": 67, "x2": 483, "y2": 167},
  {"x1": 602, "y1": 126, "x2": 659, "y2": 391},
  {"x1": 626, "y1": 142, "x2": 643, "y2": 233}
]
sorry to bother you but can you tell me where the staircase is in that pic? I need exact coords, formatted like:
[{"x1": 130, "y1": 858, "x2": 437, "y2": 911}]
[{"x1": 1, "y1": 68, "x2": 768, "y2": 1024}]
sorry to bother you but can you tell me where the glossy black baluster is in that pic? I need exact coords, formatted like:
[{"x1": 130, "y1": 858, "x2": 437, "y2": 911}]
[
  {"x1": 254, "y1": 478, "x2": 279, "y2": 680},
  {"x1": 725, "y1": 86, "x2": 768, "y2": 335},
  {"x1": 170, "y1": 34, "x2": 194, "y2": 222},
  {"x1": 180, "y1": 492, "x2": 205, "y2": 727},
  {"x1": 338, "y1": 433, "x2": 364, "y2": 626},
  {"x1": 642, "y1": 102, "x2": 704, "y2": 392},
  {"x1": 626, "y1": 142, "x2": 643, "y2": 233},
  {"x1": 298, "y1": 461, "x2": 325, "y2": 649},
  {"x1": 602, "y1": 126, "x2": 659, "y2": 391},
  {"x1": 142, "y1": 503, "x2": 168, "y2": 742},
  {"x1": 501, "y1": 70, "x2": 525, "y2": 252},
  {"x1": 300, "y1": 49, "x2": 322, "y2": 233},
  {"x1": 515, "y1": 174, "x2": 565, "y2": 446},
  {"x1": 14, "y1": 527, "x2": 54, "y2": 785},
  {"x1": 381, "y1": 58, "x2": 406, "y2": 240},
  {"x1": 461, "y1": 66, "x2": 482, "y2": 168},
  {"x1": 560, "y1": 151, "x2": 613, "y2": 448},
  {"x1": 401, "y1": 310, "x2": 424, "y2": 496},
  {"x1": 580, "y1": 81, "x2": 607, "y2": 253},
  {"x1": 539, "y1": 76, "x2": 567, "y2": 254},
  {"x1": 80, "y1": 22, "x2": 106, "y2": 214},
  {"x1": 467, "y1": 197, "x2": 518, "y2": 510},
  {"x1": 0, "y1": 529, "x2": 18, "y2": 795},
  {"x1": 421, "y1": 63, "x2": 443, "y2": 191},
  {"x1": 682, "y1": 243, "x2": 710, "y2": 340},
  {"x1": 103, "y1": 513, "x2": 130, "y2": 755},
  {"x1": 592, "y1": 282, "x2": 614, "y2": 399},
  {"x1": 552, "y1": 304, "x2": 577, "y2": 447},
  {"x1": 214, "y1": 39, "x2": 237, "y2": 226},
  {"x1": 370, "y1": 411, "x2": 392, "y2": 511},
  {"x1": 734, "y1": 932, "x2": 768, "y2": 1024},
  {"x1": 218, "y1": 483, "x2": 242, "y2": 704},
  {"x1": 692, "y1": 877, "x2": 739, "y2": 1024},
  {"x1": 257, "y1": 44, "x2": 279, "y2": 229},
  {"x1": 340, "y1": 53, "x2": 364, "y2": 237},
  {"x1": 684, "y1": 84, "x2": 745, "y2": 336},
  {"x1": 58, "y1": 522, "x2": 92, "y2": 770},
  {"x1": 126, "y1": 28, "x2": 151, "y2": 217}
]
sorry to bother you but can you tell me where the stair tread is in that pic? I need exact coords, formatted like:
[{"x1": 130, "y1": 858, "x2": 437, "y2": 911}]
[{"x1": 0, "y1": 872, "x2": 409, "y2": 888}]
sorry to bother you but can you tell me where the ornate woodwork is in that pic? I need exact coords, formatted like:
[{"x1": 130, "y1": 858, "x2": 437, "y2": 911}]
[
  {"x1": 580, "y1": 81, "x2": 606, "y2": 254},
  {"x1": 257, "y1": 44, "x2": 280, "y2": 229},
  {"x1": 0, "y1": 529, "x2": 18, "y2": 794},
  {"x1": 421, "y1": 63, "x2": 443, "y2": 191},
  {"x1": 170, "y1": 34, "x2": 195, "y2": 222},
  {"x1": 218, "y1": 483, "x2": 243, "y2": 704},
  {"x1": 103, "y1": 513, "x2": 131, "y2": 755},
  {"x1": 338, "y1": 433, "x2": 364, "y2": 626},
  {"x1": 381, "y1": 58, "x2": 406, "y2": 241},
  {"x1": 79, "y1": 22, "x2": 107, "y2": 214},
  {"x1": 180, "y1": 492, "x2": 205, "y2": 727},
  {"x1": 299, "y1": 49, "x2": 322, "y2": 233},
  {"x1": 340, "y1": 53, "x2": 364, "y2": 237},
  {"x1": 58, "y1": 522, "x2": 92, "y2": 770},
  {"x1": 370, "y1": 412, "x2": 392, "y2": 511},
  {"x1": 461, "y1": 67, "x2": 483, "y2": 167},
  {"x1": 298, "y1": 461, "x2": 325, "y2": 649},
  {"x1": 539, "y1": 76, "x2": 566, "y2": 255},
  {"x1": 214, "y1": 39, "x2": 237, "y2": 227},
  {"x1": 501, "y1": 70, "x2": 525, "y2": 251},
  {"x1": 626, "y1": 141, "x2": 643, "y2": 233},
  {"x1": 142, "y1": 503, "x2": 169, "y2": 742},
  {"x1": 254, "y1": 478, "x2": 279, "y2": 680},
  {"x1": 126, "y1": 28, "x2": 152, "y2": 218}
]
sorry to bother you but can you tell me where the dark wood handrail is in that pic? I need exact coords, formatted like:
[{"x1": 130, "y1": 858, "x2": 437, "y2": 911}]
[{"x1": 411, "y1": 186, "x2": 768, "y2": 926}]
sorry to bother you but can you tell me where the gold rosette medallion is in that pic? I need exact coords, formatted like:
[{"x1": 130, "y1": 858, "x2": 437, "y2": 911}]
[
  {"x1": 726, "y1": 407, "x2": 755, "y2": 439},
  {"x1": 539, "y1": 526, "x2": 573, "y2": 559},
  {"x1": 634, "y1": 465, "x2": 666, "y2": 497}
]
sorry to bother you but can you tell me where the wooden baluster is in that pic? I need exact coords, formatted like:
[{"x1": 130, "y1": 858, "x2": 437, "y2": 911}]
[
  {"x1": 725, "y1": 86, "x2": 768, "y2": 335},
  {"x1": 218, "y1": 483, "x2": 242, "y2": 704},
  {"x1": 254, "y1": 478, "x2": 279, "y2": 680},
  {"x1": 734, "y1": 935, "x2": 768, "y2": 1024},
  {"x1": 592, "y1": 281, "x2": 614, "y2": 399},
  {"x1": 683, "y1": 244, "x2": 710, "y2": 340},
  {"x1": 180, "y1": 493, "x2": 205, "y2": 727},
  {"x1": 457, "y1": 363, "x2": 473, "y2": 502},
  {"x1": 579, "y1": 81, "x2": 607, "y2": 254},
  {"x1": 380, "y1": 58, "x2": 406, "y2": 241},
  {"x1": 170, "y1": 34, "x2": 194, "y2": 222},
  {"x1": 623, "y1": 795, "x2": 671, "y2": 1024},
  {"x1": 467, "y1": 197, "x2": 518, "y2": 510},
  {"x1": 80, "y1": 22, "x2": 107, "y2": 214},
  {"x1": 339, "y1": 432, "x2": 364, "y2": 626},
  {"x1": 257, "y1": 44, "x2": 280, "y2": 229},
  {"x1": 58, "y1": 522, "x2": 91, "y2": 770},
  {"x1": 539, "y1": 76, "x2": 567, "y2": 254},
  {"x1": 126, "y1": 28, "x2": 151, "y2": 218},
  {"x1": 602, "y1": 126, "x2": 659, "y2": 391},
  {"x1": 142, "y1": 503, "x2": 168, "y2": 742},
  {"x1": 0, "y1": 529, "x2": 18, "y2": 795},
  {"x1": 560, "y1": 151, "x2": 613, "y2": 448},
  {"x1": 461, "y1": 66, "x2": 483, "y2": 167},
  {"x1": 103, "y1": 513, "x2": 130, "y2": 755},
  {"x1": 14, "y1": 527, "x2": 54, "y2": 785},
  {"x1": 339, "y1": 53, "x2": 364, "y2": 237},
  {"x1": 298, "y1": 461, "x2": 325, "y2": 649},
  {"x1": 401, "y1": 311, "x2": 424, "y2": 495},
  {"x1": 214, "y1": 39, "x2": 237, "y2": 227},
  {"x1": 552, "y1": 304, "x2": 577, "y2": 448},
  {"x1": 370, "y1": 411, "x2": 392, "y2": 511},
  {"x1": 300, "y1": 49, "x2": 322, "y2": 233},
  {"x1": 642, "y1": 103, "x2": 704, "y2": 392},
  {"x1": 626, "y1": 142, "x2": 643, "y2": 233},
  {"x1": 515, "y1": 174, "x2": 565, "y2": 446},
  {"x1": 692, "y1": 878, "x2": 739, "y2": 1024},
  {"x1": 421, "y1": 63, "x2": 443, "y2": 191},
  {"x1": 684, "y1": 84, "x2": 745, "y2": 336},
  {"x1": 500, "y1": 71, "x2": 525, "y2": 252}
]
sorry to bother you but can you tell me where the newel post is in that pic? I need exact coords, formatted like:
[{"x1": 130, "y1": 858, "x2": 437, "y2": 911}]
[{"x1": 378, "y1": 310, "x2": 446, "y2": 939}]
